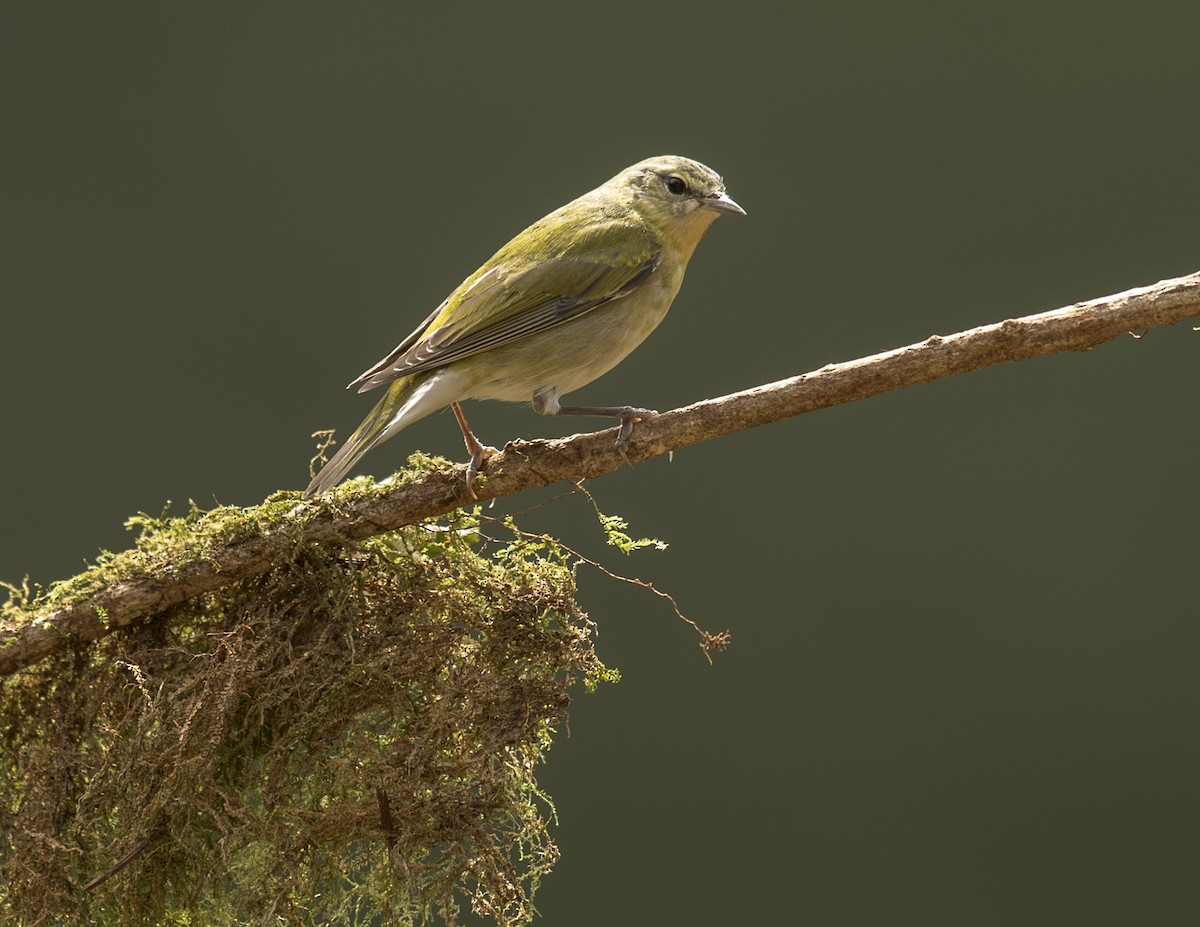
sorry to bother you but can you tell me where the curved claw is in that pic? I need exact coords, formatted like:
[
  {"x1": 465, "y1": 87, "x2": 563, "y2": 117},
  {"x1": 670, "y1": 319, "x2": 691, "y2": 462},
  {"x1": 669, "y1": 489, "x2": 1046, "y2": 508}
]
[
  {"x1": 616, "y1": 408, "x2": 658, "y2": 446},
  {"x1": 464, "y1": 443, "x2": 499, "y2": 500}
]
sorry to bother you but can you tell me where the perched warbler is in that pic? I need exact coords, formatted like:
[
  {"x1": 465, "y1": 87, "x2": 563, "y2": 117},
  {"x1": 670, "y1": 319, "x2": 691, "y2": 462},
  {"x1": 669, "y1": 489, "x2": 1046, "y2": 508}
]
[{"x1": 304, "y1": 155, "x2": 744, "y2": 499}]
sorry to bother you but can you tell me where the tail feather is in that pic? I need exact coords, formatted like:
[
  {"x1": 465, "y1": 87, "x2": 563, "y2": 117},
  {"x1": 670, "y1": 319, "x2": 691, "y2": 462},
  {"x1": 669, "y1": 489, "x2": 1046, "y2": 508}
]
[{"x1": 304, "y1": 375, "x2": 440, "y2": 498}]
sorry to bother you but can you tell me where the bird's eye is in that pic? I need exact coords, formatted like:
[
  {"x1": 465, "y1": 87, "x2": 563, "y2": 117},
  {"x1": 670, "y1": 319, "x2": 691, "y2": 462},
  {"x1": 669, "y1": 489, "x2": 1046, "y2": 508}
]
[{"x1": 665, "y1": 175, "x2": 688, "y2": 196}]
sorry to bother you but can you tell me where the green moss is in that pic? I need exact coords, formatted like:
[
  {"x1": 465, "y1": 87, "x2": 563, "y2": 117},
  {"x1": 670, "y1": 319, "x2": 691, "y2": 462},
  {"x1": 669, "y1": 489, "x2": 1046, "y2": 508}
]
[{"x1": 0, "y1": 487, "x2": 611, "y2": 927}]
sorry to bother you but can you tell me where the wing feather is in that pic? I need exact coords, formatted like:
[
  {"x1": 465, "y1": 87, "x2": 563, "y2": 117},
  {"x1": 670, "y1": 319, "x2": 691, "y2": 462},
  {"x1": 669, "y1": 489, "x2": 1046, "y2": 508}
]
[{"x1": 351, "y1": 217, "x2": 660, "y2": 393}]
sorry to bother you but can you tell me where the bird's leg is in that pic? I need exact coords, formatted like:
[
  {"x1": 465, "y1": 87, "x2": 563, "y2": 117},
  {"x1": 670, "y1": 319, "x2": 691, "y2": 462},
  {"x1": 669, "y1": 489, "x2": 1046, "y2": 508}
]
[
  {"x1": 451, "y1": 401, "x2": 497, "y2": 499},
  {"x1": 532, "y1": 388, "x2": 657, "y2": 461},
  {"x1": 554, "y1": 404, "x2": 659, "y2": 460}
]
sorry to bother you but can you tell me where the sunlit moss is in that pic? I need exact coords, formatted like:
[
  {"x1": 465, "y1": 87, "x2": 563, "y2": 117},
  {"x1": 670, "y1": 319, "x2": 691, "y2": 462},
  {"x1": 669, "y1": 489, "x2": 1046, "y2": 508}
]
[{"x1": 0, "y1": 479, "x2": 612, "y2": 926}]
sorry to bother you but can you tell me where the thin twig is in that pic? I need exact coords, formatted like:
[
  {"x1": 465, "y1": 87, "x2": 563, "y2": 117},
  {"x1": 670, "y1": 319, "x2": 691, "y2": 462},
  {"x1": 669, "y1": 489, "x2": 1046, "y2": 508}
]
[{"x1": 81, "y1": 837, "x2": 151, "y2": 892}]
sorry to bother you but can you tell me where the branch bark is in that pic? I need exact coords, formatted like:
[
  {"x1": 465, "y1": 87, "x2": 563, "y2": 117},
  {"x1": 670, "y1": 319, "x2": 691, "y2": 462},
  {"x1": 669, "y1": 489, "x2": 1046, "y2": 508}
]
[{"x1": 3, "y1": 271, "x2": 1198, "y2": 678}]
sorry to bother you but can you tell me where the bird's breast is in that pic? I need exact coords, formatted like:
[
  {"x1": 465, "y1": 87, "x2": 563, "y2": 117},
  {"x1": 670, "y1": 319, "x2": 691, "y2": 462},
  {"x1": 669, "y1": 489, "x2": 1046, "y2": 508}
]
[{"x1": 459, "y1": 261, "x2": 684, "y2": 403}]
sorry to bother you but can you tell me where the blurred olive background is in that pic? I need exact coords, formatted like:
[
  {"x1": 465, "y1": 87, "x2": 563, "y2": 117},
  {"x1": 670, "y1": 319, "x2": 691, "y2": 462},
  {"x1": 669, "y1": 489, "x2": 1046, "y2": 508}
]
[{"x1": 3, "y1": 3, "x2": 1198, "y2": 924}]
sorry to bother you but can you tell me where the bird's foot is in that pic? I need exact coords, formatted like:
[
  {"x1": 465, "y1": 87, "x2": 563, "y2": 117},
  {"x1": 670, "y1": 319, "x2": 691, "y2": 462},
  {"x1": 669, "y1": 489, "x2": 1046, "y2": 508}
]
[
  {"x1": 616, "y1": 407, "x2": 658, "y2": 447},
  {"x1": 452, "y1": 400, "x2": 498, "y2": 500},
  {"x1": 465, "y1": 443, "x2": 499, "y2": 500}
]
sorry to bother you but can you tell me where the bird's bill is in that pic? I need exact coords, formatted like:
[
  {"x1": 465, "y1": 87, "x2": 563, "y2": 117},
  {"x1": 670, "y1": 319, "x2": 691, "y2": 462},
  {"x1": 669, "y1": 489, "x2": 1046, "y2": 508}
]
[{"x1": 701, "y1": 191, "x2": 746, "y2": 216}]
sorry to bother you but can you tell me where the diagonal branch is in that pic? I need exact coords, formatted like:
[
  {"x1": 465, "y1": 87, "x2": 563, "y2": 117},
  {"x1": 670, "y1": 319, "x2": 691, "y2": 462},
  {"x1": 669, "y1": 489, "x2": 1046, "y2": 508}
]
[{"x1": 2, "y1": 271, "x2": 1198, "y2": 678}]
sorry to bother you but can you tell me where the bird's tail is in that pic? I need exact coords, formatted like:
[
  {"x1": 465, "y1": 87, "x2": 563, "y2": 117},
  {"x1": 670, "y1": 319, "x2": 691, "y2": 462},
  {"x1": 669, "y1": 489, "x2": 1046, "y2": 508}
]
[{"x1": 304, "y1": 374, "x2": 438, "y2": 498}]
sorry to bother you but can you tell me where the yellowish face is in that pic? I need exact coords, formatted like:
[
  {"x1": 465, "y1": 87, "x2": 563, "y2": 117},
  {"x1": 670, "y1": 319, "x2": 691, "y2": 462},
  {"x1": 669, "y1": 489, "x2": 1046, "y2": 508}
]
[{"x1": 611, "y1": 156, "x2": 743, "y2": 253}]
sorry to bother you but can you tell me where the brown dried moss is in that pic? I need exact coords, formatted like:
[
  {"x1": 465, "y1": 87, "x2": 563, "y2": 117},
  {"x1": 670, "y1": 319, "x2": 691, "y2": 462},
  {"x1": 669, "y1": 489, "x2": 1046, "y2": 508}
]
[{"x1": 0, "y1": 505, "x2": 613, "y2": 926}]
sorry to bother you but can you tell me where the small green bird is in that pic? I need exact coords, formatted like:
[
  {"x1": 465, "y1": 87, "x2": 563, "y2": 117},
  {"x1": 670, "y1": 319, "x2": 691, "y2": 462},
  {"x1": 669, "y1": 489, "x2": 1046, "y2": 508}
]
[{"x1": 304, "y1": 155, "x2": 744, "y2": 499}]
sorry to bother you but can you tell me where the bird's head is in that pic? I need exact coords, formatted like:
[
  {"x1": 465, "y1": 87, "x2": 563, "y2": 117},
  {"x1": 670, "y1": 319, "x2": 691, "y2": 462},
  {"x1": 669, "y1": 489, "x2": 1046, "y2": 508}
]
[{"x1": 610, "y1": 155, "x2": 745, "y2": 254}]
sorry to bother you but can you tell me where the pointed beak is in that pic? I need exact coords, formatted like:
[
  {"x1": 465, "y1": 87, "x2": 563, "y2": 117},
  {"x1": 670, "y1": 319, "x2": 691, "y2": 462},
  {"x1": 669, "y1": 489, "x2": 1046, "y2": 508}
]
[{"x1": 701, "y1": 190, "x2": 746, "y2": 216}]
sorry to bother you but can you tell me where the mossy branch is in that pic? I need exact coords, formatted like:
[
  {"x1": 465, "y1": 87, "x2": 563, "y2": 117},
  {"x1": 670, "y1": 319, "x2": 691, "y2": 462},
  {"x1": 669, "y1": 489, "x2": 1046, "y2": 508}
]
[
  {"x1": 3, "y1": 270, "x2": 1198, "y2": 678},
  {"x1": 3, "y1": 511, "x2": 608, "y2": 925}
]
